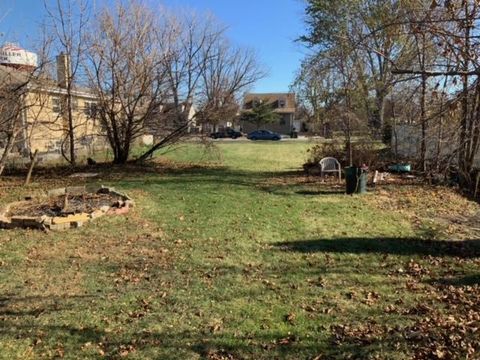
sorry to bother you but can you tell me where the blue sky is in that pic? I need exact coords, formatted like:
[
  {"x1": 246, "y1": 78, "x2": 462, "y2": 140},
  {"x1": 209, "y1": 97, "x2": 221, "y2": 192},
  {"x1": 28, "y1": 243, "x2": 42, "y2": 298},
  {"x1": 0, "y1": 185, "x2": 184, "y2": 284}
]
[{"x1": 0, "y1": 0, "x2": 306, "y2": 93}]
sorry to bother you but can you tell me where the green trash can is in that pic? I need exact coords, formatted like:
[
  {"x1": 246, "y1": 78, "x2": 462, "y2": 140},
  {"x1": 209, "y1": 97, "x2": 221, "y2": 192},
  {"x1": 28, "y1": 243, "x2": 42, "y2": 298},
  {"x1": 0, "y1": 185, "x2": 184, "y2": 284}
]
[{"x1": 345, "y1": 166, "x2": 368, "y2": 194}]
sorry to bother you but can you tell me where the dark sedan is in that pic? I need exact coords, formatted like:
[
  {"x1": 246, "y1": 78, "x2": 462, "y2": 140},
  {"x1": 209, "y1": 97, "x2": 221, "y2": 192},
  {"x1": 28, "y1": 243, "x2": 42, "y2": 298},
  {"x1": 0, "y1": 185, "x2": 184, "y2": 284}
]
[
  {"x1": 247, "y1": 130, "x2": 281, "y2": 141},
  {"x1": 210, "y1": 128, "x2": 243, "y2": 139}
]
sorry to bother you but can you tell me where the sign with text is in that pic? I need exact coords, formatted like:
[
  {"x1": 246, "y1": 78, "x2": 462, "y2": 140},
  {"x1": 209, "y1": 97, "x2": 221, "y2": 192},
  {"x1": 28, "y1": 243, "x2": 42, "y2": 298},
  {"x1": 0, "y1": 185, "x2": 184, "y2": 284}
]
[{"x1": 0, "y1": 43, "x2": 37, "y2": 67}]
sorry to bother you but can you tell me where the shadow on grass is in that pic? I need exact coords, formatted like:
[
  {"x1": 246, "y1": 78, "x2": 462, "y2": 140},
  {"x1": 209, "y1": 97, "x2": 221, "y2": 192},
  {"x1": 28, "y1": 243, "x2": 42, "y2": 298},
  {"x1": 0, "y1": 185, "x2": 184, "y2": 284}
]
[
  {"x1": 0, "y1": 293, "x2": 103, "y2": 352},
  {"x1": 0, "y1": 298, "x2": 331, "y2": 358},
  {"x1": 0, "y1": 281, "x2": 394, "y2": 358},
  {"x1": 1, "y1": 159, "x2": 416, "y2": 201},
  {"x1": 0, "y1": 154, "x2": 440, "y2": 203},
  {"x1": 275, "y1": 237, "x2": 480, "y2": 258},
  {"x1": 295, "y1": 189, "x2": 345, "y2": 196},
  {"x1": 431, "y1": 274, "x2": 480, "y2": 286},
  {"x1": 125, "y1": 166, "x2": 347, "y2": 199},
  {"x1": 112, "y1": 165, "x2": 325, "y2": 196},
  {"x1": 0, "y1": 294, "x2": 95, "y2": 318}
]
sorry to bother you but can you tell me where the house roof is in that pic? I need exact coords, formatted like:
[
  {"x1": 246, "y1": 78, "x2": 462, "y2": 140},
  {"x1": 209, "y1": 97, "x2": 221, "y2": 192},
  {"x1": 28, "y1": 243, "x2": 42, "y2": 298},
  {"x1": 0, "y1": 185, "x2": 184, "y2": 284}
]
[
  {"x1": 0, "y1": 65, "x2": 96, "y2": 99},
  {"x1": 0, "y1": 64, "x2": 31, "y2": 88},
  {"x1": 243, "y1": 92, "x2": 296, "y2": 113}
]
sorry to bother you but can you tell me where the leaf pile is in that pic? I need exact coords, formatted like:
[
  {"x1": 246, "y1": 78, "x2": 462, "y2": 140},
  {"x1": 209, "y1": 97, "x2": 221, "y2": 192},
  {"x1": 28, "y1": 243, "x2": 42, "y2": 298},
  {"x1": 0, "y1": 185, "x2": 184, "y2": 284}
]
[
  {"x1": 329, "y1": 282, "x2": 480, "y2": 359},
  {"x1": 369, "y1": 185, "x2": 480, "y2": 239}
]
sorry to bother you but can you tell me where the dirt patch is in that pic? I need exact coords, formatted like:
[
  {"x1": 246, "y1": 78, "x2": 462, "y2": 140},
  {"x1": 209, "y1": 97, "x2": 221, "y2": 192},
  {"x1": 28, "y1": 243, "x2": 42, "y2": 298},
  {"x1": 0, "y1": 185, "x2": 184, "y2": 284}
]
[
  {"x1": 0, "y1": 186, "x2": 133, "y2": 231},
  {"x1": 7, "y1": 193, "x2": 124, "y2": 218}
]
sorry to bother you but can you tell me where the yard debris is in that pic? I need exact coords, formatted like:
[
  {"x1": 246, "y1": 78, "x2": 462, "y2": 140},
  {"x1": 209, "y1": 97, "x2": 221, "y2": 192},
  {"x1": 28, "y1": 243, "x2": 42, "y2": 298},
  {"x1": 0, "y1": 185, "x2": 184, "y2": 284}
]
[
  {"x1": 0, "y1": 186, "x2": 133, "y2": 230},
  {"x1": 204, "y1": 349, "x2": 237, "y2": 360},
  {"x1": 68, "y1": 172, "x2": 99, "y2": 178},
  {"x1": 275, "y1": 334, "x2": 297, "y2": 346},
  {"x1": 362, "y1": 291, "x2": 381, "y2": 305},
  {"x1": 327, "y1": 283, "x2": 480, "y2": 358},
  {"x1": 330, "y1": 323, "x2": 388, "y2": 346},
  {"x1": 373, "y1": 170, "x2": 390, "y2": 184},
  {"x1": 368, "y1": 184, "x2": 480, "y2": 239},
  {"x1": 284, "y1": 312, "x2": 296, "y2": 324},
  {"x1": 209, "y1": 320, "x2": 223, "y2": 333}
]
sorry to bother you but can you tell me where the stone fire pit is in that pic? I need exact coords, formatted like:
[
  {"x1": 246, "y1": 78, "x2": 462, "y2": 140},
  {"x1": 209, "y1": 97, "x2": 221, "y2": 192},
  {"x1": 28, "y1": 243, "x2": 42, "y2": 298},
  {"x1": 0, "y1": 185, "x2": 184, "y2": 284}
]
[{"x1": 0, "y1": 186, "x2": 134, "y2": 231}]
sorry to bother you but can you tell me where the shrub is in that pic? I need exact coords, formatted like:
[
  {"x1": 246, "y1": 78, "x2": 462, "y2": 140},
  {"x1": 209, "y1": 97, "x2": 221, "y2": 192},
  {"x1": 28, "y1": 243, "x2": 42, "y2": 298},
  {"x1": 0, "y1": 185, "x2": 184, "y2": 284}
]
[
  {"x1": 351, "y1": 141, "x2": 381, "y2": 168},
  {"x1": 306, "y1": 140, "x2": 344, "y2": 164},
  {"x1": 304, "y1": 139, "x2": 382, "y2": 173}
]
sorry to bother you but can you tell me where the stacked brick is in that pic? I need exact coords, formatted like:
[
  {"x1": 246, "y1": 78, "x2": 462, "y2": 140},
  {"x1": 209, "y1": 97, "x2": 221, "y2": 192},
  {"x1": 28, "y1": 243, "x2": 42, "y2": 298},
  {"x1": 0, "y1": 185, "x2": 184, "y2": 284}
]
[{"x1": 0, "y1": 186, "x2": 134, "y2": 231}]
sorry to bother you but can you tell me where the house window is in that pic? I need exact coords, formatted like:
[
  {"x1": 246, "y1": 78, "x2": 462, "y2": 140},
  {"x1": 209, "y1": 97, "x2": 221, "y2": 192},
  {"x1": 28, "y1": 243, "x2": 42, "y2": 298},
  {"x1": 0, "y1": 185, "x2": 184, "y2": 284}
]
[
  {"x1": 252, "y1": 99, "x2": 263, "y2": 107},
  {"x1": 280, "y1": 116, "x2": 287, "y2": 125},
  {"x1": 52, "y1": 97, "x2": 62, "y2": 113},
  {"x1": 72, "y1": 98, "x2": 78, "y2": 111},
  {"x1": 279, "y1": 100, "x2": 286, "y2": 108},
  {"x1": 79, "y1": 135, "x2": 95, "y2": 146},
  {"x1": 84, "y1": 101, "x2": 97, "y2": 118}
]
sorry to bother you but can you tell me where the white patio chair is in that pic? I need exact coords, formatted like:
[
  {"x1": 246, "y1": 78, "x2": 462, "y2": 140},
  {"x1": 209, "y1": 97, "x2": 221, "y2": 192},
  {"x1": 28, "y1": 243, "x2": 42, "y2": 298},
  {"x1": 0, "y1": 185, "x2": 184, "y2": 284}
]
[{"x1": 319, "y1": 157, "x2": 342, "y2": 181}]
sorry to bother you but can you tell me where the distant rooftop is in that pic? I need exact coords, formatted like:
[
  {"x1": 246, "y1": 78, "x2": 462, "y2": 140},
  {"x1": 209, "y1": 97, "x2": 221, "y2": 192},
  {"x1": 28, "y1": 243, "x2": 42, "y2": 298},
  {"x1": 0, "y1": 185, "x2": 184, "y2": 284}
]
[{"x1": 243, "y1": 92, "x2": 296, "y2": 113}]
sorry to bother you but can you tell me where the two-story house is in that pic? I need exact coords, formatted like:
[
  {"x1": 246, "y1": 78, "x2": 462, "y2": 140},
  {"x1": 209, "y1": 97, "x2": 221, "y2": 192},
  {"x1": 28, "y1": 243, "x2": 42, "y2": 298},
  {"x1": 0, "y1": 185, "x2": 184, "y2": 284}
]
[
  {"x1": 241, "y1": 93, "x2": 298, "y2": 135},
  {"x1": 0, "y1": 47, "x2": 106, "y2": 163}
]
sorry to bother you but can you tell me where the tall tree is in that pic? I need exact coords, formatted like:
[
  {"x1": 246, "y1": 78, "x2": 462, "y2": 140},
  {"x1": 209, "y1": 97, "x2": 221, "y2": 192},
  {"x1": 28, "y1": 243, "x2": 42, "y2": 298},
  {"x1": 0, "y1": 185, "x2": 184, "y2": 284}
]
[
  {"x1": 197, "y1": 40, "x2": 264, "y2": 132},
  {"x1": 44, "y1": 0, "x2": 90, "y2": 166},
  {"x1": 291, "y1": 57, "x2": 327, "y2": 134},
  {"x1": 135, "y1": 11, "x2": 225, "y2": 161},
  {"x1": 85, "y1": 2, "x2": 263, "y2": 164},
  {"x1": 136, "y1": 11, "x2": 264, "y2": 162},
  {"x1": 86, "y1": 1, "x2": 167, "y2": 164},
  {"x1": 300, "y1": 0, "x2": 415, "y2": 134},
  {"x1": 391, "y1": 0, "x2": 480, "y2": 185}
]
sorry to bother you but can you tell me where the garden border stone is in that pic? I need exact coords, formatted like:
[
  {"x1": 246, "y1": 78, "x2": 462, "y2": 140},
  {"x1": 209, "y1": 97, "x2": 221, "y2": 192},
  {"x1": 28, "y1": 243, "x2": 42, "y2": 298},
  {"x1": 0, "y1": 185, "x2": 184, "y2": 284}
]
[{"x1": 0, "y1": 186, "x2": 134, "y2": 231}]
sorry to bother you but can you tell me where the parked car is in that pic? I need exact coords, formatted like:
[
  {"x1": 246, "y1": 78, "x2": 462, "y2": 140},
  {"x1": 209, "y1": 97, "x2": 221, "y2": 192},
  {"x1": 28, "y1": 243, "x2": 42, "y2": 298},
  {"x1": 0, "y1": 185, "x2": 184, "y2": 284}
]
[
  {"x1": 210, "y1": 128, "x2": 243, "y2": 139},
  {"x1": 247, "y1": 130, "x2": 281, "y2": 141}
]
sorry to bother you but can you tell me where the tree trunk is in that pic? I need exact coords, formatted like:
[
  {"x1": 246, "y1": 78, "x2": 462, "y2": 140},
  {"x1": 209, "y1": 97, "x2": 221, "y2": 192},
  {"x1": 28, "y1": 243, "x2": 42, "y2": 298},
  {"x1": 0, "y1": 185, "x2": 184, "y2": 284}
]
[
  {"x1": 315, "y1": 111, "x2": 323, "y2": 136},
  {"x1": 373, "y1": 90, "x2": 385, "y2": 131},
  {"x1": 459, "y1": 2, "x2": 471, "y2": 185},
  {"x1": 420, "y1": 74, "x2": 427, "y2": 173},
  {"x1": 466, "y1": 83, "x2": 480, "y2": 174},
  {"x1": 24, "y1": 149, "x2": 38, "y2": 186},
  {"x1": 67, "y1": 91, "x2": 76, "y2": 166},
  {"x1": 0, "y1": 132, "x2": 18, "y2": 177},
  {"x1": 113, "y1": 147, "x2": 129, "y2": 164},
  {"x1": 346, "y1": 116, "x2": 353, "y2": 167},
  {"x1": 392, "y1": 101, "x2": 398, "y2": 162}
]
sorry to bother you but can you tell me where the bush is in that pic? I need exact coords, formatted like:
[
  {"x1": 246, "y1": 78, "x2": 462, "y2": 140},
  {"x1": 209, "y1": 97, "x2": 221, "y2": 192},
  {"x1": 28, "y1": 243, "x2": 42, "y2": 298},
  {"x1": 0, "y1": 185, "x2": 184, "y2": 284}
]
[
  {"x1": 350, "y1": 141, "x2": 381, "y2": 168},
  {"x1": 304, "y1": 139, "x2": 382, "y2": 174},
  {"x1": 306, "y1": 140, "x2": 344, "y2": 164}
]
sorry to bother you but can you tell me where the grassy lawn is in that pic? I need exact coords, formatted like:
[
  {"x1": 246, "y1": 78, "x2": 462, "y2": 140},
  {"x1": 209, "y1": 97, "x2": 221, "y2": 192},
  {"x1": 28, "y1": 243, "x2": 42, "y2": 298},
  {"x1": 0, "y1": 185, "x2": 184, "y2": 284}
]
[{"x1": 1, "y1": 141, "x2": 480, "y2": 359}]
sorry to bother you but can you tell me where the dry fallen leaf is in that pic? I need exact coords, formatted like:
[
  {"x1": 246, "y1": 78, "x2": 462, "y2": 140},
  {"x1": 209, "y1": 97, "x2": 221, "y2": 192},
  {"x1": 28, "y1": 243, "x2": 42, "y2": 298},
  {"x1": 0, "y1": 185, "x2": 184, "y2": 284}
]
[{"x1": 285, "y1": 313, "x2": 296, "y2": 324}]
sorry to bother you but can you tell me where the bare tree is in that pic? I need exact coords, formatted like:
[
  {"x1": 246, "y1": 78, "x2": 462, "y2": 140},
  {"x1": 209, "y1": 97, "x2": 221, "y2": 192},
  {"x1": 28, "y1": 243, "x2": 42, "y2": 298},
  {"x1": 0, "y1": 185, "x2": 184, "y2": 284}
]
[
  {"x1": 135, "y1": 12, "x2": 224, "y2": 161},
  {"x1": 85, "y1": 1, "x2": 167, "y2": 164},
  {"x1": 0, "y1": 71, "x2": 29, "y2": 176},
  {"x1": 197, "y1": 40, "x2": 265, "y2": 132},
  {"x1": 0, "y1": 33, "x2": 52, "y2": 176},
  {"x1": 300, "y1": 0, "x2": 417, "y2": 135},
  {"x1": 291, "y1": 56, "x2": 340, "y2": 135},
  {"x1": 84, "y1": 2, "x2": 264, "y2": 164},
  {"x1": 137, "y1": 11, "x2": 264, "y2": 162},
  {"x1": 390, "y1": 1, "x2": 480, "y2": 186},
  {"x1": 44, "y1": 0, "x2": 90, "y2": 166}
]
